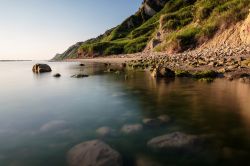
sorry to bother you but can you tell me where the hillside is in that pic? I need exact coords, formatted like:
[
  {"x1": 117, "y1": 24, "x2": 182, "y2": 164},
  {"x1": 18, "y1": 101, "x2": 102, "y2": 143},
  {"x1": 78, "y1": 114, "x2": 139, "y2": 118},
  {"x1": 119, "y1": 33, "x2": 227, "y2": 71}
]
[{"x1": 53, "y1": 0, "x2": 250, "y2": 60}]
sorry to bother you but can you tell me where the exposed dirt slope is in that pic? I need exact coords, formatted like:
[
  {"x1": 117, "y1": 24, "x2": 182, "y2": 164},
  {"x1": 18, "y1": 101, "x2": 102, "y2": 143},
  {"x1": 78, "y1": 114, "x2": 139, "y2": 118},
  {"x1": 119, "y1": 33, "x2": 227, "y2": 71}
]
[{"x1": 198, "y1": 12, "x2": 250, "y2": 50}]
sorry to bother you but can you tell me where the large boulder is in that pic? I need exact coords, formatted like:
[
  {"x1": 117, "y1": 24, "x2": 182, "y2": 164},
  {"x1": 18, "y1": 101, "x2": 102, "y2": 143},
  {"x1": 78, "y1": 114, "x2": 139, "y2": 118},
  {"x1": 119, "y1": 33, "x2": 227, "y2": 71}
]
[
  {"x1": 67, "y1": 140, "x2": 122, "y2": 166},
  {"x1": 32, "y1": 64, "x2": 52, "y2": 73},
  {"x1": 147, "y1": 132, "x2": 199, "y2": 149}
]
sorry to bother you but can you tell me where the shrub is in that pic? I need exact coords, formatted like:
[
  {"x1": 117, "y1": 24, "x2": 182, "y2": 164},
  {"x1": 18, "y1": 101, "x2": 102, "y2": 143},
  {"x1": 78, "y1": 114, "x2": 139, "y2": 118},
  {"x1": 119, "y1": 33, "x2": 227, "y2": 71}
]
[
  {"x1": 103, "y1": 44, "x2": 124, "y2": 55},
  {"x1": 176, "y1": 27, "x2": 201, "y2": 49}
]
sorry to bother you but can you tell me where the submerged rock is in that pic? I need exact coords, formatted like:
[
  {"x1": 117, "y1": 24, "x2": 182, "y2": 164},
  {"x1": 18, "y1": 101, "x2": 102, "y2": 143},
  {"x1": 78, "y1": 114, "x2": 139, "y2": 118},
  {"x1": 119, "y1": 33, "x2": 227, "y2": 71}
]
[
  {"x1": 147, "y1": 132, "x2": 199, "y2": 149},
  {"x1": 67, "y1": 140, "x2": 122, "y2": 166},
  {"x1": 32, "y1": 64, "x2": 52, "y2": 73},
  {"x1": 71, "y1": 74, "x2": 89, "y2": 78},
  {"x1": 96, "y1": 126, "x2": 115, "y2": 137},
  {"x1": 143, "y1": 118, "x2": 160, "y2": 127},
  {"x1": 121, "y1": 124, "x2": 143, "y2": 134},
  {"x1": 157, "y1": 115, "x2": 171, "y2": 123},
  {"x1": 143, "y1": 115, "x2": 170, "y2": 127},
  {"x1": 40, "y1": 120, "x2": 68, "y2": 132}
]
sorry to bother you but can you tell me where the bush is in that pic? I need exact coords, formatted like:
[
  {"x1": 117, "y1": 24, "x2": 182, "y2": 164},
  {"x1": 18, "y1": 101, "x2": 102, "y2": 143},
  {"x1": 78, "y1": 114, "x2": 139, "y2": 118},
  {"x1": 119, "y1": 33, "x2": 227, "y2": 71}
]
[
  {"x1": 176, "y1": 27, "x2": 201, "y2": 49},
  {"x1": 161, "y1": 6, "x2": 193, "y2": 30},
  {"x1": 124, "y1": 37, "x2": 148, "y2": 53},
  {"x1": 103, "y1": 44, "x2": 124, "y2": 55},
  {"x1": 130, "y1": 24, "x2": 156, "y2": 38}
]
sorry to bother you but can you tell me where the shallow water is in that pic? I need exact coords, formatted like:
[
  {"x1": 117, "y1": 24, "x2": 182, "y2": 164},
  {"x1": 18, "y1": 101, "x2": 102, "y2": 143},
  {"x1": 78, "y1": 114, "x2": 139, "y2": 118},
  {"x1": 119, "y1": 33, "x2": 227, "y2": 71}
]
[{"x1": 0, "y1": 61, "x2": 250, "y2": 166}]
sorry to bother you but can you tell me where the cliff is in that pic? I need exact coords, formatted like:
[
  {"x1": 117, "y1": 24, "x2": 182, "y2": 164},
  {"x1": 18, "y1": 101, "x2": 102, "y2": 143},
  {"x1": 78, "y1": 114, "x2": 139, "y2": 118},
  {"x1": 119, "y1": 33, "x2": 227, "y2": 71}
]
[{"x1": 53, "y1": 0, "x2": 250, "y2": 60}]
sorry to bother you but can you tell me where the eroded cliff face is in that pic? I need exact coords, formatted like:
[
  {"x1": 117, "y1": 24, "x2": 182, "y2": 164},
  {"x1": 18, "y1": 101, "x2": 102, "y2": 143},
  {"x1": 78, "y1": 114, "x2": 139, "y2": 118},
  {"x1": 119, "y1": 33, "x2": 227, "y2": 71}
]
[
  {"x1": 53, "y1": 0, "x2": 168, "y2": 60},
  {"x1": 241, "y1": 11, "x2": 250, "y2": 45},
  {"x1": 197, "y1": 10, "x2": 250, "y2": 50},
  {"x1": 53, "y1": 0, "x2": 250, "y2": 60},
  {"x1": 142, "y1": 0, "x2": 166, "y2": 16},
  {"x1": 117, "y1": 0, "x2": 168, "y2": 35}
]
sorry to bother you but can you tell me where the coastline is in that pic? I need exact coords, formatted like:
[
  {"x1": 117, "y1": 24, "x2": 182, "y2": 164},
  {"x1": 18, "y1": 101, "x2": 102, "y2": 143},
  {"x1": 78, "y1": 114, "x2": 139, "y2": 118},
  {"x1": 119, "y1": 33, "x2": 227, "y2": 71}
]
[
  {"x1": 63, "y1": 57, "x2": 139, "y2": 64},
  {"x1": 0, "y1": 60, "x2": 32, "y2": 62},
  {"x1": 55, "y1": 46, "x2": 250, "y2": 81}
]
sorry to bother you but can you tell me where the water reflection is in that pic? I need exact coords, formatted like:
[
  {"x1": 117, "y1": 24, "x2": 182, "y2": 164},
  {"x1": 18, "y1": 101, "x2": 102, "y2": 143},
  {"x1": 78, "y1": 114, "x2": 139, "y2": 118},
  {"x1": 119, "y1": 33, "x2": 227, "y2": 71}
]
[{"x1": 0, "y1": 61, "x2": 250, "y2": 165}]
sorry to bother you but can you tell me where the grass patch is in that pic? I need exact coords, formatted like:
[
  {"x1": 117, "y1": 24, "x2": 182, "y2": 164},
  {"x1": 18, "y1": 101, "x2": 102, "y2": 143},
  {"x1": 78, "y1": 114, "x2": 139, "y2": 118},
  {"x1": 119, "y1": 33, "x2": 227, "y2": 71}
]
[
  {"x1": 192, "y1": 70, "x2": 218, "y2": 78},
  {"x1": 175, "y1": 70, "x2": 192, "y2": 77}
]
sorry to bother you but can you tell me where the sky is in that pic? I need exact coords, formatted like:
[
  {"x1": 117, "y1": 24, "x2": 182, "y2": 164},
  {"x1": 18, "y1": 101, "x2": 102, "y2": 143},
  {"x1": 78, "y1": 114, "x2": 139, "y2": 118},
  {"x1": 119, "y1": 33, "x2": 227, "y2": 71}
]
[{"x1": 0, "y1": 0, "x2": 142, "y2": 60}]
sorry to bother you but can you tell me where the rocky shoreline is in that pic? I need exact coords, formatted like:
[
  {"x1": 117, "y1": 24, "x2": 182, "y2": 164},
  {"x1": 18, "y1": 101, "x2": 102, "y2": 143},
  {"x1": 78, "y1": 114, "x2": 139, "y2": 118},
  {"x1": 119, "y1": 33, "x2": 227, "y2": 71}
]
[{"x1": 63, "y1": 44, "x2": 250, "y2": 82}]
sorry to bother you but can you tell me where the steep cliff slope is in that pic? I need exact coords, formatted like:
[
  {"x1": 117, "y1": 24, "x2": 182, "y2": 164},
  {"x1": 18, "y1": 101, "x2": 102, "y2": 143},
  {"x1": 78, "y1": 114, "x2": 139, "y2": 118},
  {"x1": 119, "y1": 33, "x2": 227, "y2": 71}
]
[{"x1": 53, "y1": 0, "x2": 250, "y2": 60}]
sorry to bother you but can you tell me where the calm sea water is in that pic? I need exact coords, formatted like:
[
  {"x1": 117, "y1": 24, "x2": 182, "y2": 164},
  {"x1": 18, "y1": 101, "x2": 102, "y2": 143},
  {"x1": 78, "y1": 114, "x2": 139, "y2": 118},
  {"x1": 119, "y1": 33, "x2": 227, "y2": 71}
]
[{"x1": 0, "y1": 61, "x2": 250, "y2": 166}]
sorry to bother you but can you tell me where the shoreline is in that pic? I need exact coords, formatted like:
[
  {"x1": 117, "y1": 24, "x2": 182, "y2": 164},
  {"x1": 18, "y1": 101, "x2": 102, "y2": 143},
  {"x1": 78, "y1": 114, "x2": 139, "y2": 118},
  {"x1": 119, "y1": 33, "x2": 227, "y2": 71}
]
[
  {"x1": 61, "y1": 52, "x2": 143, "y2": 64},
  {"x1": 63, "y1": 57, "x2": 139, "y2": 64},
  {"x1": 0, "y1": 60, "x2": 32, "y2": 62},
  {"x1": 56, "y1": 46, "x2": 250, "y2": 80}
]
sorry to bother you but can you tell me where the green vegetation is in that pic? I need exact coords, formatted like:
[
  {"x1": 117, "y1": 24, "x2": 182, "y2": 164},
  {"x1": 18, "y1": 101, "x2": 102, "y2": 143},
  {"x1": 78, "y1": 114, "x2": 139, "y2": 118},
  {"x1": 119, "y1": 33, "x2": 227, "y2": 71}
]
[
  {"x1": 192, "y1": 70, "x2": 218, "y2": 78},
  {"x1": 175, "y1": 70, "x2": 191, "y2": 77},
  {"x1": 159, "y1": 0, "x2": 250, "y2": 52},
  {"x1": 54, "y1": 0, "x2": 250, "y2": 60}
]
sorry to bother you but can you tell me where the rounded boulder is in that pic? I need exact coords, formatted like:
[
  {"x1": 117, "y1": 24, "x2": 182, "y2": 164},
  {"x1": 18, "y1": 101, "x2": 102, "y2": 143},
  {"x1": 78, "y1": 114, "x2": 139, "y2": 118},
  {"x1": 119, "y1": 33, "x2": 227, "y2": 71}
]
[{"x1": 67, "y1": 140, "x2": 122, "y2": 166}]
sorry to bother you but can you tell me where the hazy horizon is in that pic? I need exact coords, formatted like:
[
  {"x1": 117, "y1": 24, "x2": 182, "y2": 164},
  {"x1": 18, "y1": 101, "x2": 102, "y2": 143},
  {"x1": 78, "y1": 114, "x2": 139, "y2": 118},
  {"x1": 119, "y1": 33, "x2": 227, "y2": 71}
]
[{"x1": 0, "y1": 0, "x2": 142, "y2": 60}]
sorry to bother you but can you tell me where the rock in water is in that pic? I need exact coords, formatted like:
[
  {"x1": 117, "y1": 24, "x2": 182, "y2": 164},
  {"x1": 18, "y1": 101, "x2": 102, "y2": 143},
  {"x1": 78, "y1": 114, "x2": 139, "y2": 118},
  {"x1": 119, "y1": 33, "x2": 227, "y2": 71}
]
[
  {"x1": 53, "y1": 73, "x2": 61, "y2": 77},
  {"x1": 40, "y1": 120, "x2": 68, "y2": 132},
  {"x1": 121, "y1": 124, "x2": 143, "y2": 134},
  {"x1": 71, "y1": 74, "x2": 89, "y2": 78},
  {"x1": 96, "y1": 126, "x2": 115, "y2": 137},
  {"x1": 143, "y1": 115, "x2": 171, "y2": 127},
  {"x1": 151, "y1": 67, "x2": 175, "y2": 78},
  {"x1": 157, "y1": 115, "x2": 170, "y2": 123},
  {"x1": 147, "y1": 132, "x2": 199, "y2": 149},
  {"x1": 32, "y1": 64, "x2": 52, "y2": 73},
  {"x1": 67, "y1": 140, "x2": 122, "y2": 166},
  {"x1": 143, "y1": 118, "x2": 160, "y2": 127}
]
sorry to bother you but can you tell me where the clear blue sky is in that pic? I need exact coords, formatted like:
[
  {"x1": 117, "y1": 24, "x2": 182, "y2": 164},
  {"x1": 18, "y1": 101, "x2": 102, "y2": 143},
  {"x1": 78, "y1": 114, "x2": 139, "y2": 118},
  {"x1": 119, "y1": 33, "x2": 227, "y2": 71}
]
[{"x1": 0, "y1": 0, "x2": 142, "y2": 60}]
